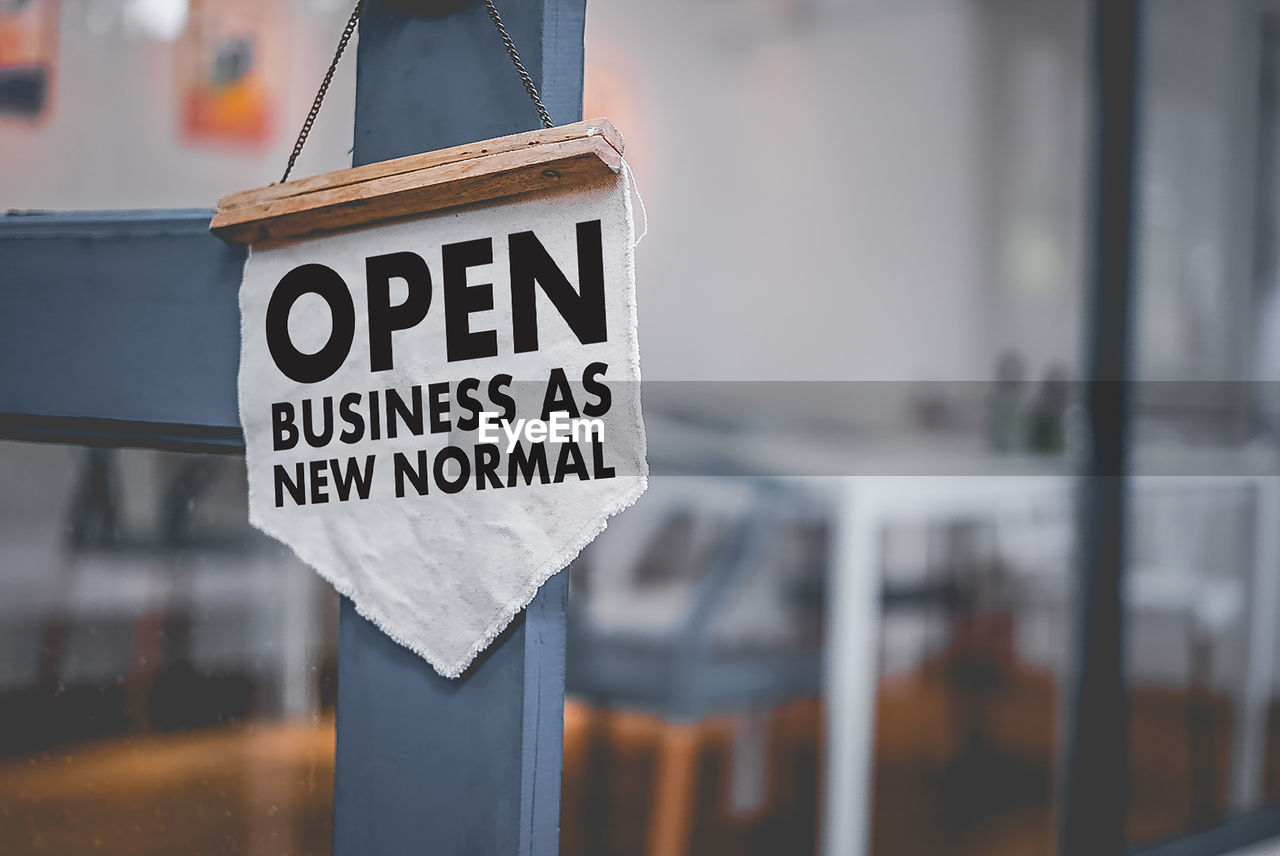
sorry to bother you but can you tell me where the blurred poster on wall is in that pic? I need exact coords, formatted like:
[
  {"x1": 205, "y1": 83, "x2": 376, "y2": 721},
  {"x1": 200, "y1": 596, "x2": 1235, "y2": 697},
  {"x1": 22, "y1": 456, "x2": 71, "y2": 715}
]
[
  {"x1": 178, "y1": 0, "x2": 280, "y2": 147},
  {"x1": 0, "y1": 0, "x2": 57, "y2": 121},
  {"x1": 584, "y1": 43, "x2": 649, "y2": 175}
]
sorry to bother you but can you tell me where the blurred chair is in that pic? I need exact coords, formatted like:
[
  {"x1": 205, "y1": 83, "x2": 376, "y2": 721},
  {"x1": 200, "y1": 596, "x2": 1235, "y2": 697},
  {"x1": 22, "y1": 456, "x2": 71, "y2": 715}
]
[
  {"x1": 3, "y1": 449, "x2": 316, "y2": 755},
  {"x1": 565, "y1": 477, "x2": 827, "y2": 856},
  {"x1": 999, "y1": 480, "x2": 1248, "y2": 826}
]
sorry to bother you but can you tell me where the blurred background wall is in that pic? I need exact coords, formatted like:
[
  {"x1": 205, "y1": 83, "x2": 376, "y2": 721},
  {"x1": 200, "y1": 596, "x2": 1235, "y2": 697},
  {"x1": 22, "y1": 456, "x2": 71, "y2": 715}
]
[
  {"x1": 2, "y1": 0, "x2": 1091, "y2": 392},
  {"x1": 4, "y1": 1, "x2": 1280, "y2": 855}
]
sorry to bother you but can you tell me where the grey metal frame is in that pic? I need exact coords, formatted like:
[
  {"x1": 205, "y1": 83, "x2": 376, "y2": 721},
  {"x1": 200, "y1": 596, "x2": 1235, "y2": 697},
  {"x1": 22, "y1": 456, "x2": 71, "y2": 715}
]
[{"x1": 1071, "y1": 2, "x2": 1280, "y2": 855}]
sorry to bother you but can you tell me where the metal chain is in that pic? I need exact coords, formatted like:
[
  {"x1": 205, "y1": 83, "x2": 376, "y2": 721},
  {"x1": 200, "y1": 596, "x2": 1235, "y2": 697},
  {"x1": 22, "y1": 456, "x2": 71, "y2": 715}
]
[
  {"x1": 481, "y1": 0, "x2": 554, "y2": 129},
  {"x1": 280, "y1": 0, "x2": 553, "y2": 184},
  {"x1": 281, "y1": 0, "x2": 365, "y2": 183}
]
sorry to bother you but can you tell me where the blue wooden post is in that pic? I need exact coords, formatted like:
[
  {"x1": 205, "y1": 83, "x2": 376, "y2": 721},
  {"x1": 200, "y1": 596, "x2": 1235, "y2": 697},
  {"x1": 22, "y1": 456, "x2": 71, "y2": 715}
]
[{"x1": 333, "y1": 1, "x2": 585, "y2": 854}]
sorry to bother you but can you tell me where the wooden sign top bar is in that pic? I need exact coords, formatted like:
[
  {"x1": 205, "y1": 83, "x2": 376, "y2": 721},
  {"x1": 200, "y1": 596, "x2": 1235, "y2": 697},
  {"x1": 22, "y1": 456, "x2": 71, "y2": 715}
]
[{"x1": 210, "y1": 118, "x2": 624, "y2": 247}]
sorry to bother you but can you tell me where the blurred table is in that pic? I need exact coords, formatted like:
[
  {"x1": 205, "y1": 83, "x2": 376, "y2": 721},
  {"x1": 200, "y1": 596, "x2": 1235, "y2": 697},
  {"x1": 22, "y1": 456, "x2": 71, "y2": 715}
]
[
  {"x1": 820, "y1": 458, "x2": 1280, "y2": 856},
  {"x1": 822, "y1": 471, "x2": 1069, "y2": 856},
  {"x1": 646, "y1": 411, "x2": 1280, "y2": 854}
]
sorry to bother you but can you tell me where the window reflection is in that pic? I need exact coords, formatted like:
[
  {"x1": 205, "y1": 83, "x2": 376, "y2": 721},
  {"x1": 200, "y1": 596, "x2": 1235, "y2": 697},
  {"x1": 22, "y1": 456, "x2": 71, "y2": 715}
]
[{"x1": 0, "y1": 441, "x2": 337, "y2": 855}]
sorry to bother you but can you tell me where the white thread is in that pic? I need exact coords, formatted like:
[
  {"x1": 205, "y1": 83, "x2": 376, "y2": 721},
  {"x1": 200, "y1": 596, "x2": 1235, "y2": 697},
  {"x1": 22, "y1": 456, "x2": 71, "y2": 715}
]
[{"x1": 621, "y1": 158, "x2": 648, "y2": 246}]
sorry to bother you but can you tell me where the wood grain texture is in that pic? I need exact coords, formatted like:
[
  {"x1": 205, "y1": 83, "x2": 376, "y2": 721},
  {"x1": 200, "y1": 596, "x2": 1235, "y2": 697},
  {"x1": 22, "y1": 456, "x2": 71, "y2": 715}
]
[
  {"x1": 218, "y1": 118, "x2": 621, "y2": 210},
  {"x1": 210, "y1": 119, "x2": 621, "y2": 246}
]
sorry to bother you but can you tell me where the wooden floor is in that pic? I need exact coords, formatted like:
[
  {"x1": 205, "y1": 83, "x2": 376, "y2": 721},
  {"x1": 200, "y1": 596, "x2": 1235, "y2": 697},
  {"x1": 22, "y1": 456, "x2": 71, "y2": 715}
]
[
  {"x1": 0, "y1": 718, "x2": 335, "y2": 856},
  {"x1": 0, "y1": 670, "x2": 1276, "y2": 855},
  {"x1": 561, "y1": 665, "x2": 1280, "y2": 856}
]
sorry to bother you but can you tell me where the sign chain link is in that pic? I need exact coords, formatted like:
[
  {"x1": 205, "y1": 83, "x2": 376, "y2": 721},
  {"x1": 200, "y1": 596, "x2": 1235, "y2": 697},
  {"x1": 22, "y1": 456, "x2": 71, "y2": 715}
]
[
  {"x1": 281, "y1": 0, "x2": 553, "y2": 184},
  {"x1": 282, "y1": 0, "x2": 365, "y2": 183},
  {"x1": 480, "y1": 0, "x2": 555, "y2": 131}
]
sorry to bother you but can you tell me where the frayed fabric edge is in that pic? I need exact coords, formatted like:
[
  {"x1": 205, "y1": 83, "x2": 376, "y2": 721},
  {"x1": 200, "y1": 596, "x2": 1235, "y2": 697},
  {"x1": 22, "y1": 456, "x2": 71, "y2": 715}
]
[{"x1": 248, "y1": 473, "x2": 648, "y2": 679}]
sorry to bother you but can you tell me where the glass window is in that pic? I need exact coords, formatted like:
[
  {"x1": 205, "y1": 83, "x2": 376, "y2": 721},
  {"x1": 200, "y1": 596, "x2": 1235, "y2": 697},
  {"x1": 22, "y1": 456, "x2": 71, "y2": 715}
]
[
  {"x1": 1125, "y1": 0, "x2": 1280, "y2": 847},
  {"x1": 565, "y1": 2, "x2": 1090, "y2": 854},
  {"x1": 0, "y1": 441, "x2": 337, "y2": 854}
]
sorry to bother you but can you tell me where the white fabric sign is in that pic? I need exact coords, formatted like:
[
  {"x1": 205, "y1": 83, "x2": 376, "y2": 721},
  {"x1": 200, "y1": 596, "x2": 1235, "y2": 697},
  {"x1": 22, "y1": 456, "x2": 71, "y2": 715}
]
[{"x1": 238, "y1": 173, "x2": 646, "y2": 678}]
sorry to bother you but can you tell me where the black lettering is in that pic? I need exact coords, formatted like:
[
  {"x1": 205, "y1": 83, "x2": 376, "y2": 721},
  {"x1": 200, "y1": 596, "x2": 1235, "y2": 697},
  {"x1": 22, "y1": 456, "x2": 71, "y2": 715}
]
[
  {"x1": 591, "y1": 437, "x2": 616, "y2": 479},
  {"x1": 302, "y1": 396, "x2": 334, "y2": 447},
  {"x1": 274, "y1": 463, "x2": 306, "y2": 507},
  {"x1": 508, "y1": 442, "x2": 550, "y2": 486},
  {"x1": 309, "y1": 458, "x2": 330, "y2": 504},
  {"x1": 385, "y1": 386, "x2": 423, "y2": 439},
  {"x1": 428, "y1": 382, "x2": 451, "y2": 434},
  {"x1": 273, "y1": 402, "x2": 298, "y2": 451},
  {"x1": 456, "y1": 377, "x2": 483, "y2": 431},
  {"x1": 366, "y1": 251, "x2": 432, "y2": 373},
  {"x1": 475, "y1": 444, "x2": 502, "y2": 489},
  {"x1": 541, "y1": 367, "x2": 580, "y2": 419},
  {"x1": 509, "y1": 220, "x2": 607, "y2": 353},
  {"x1": 443, "y1": 238, "x2": 498, "y2": 362},
  {"x1": 582, "y1": 362, "x2": 612, "y2": 417},
  {"x1": 266, "y1": 264, "x2": 355, "y2": 384},
  {"x1": 433, "y1": 446, "x2": 470, "y2": 494},
  {"x1": 554, "y1": 441, "x2": 589, "y2": 483},
  {"x1": 394, "y1": 450, "x2": 430, "y2": 498},
  {"x1": 489, "y1": 374, "x2": 516, "y2": 422},
  {"x1": 331, "y1": 455, "x2": 375, "y2": 501},
  {"x1": 338, "y1": 392, "x2": 365, "y2": 444}
]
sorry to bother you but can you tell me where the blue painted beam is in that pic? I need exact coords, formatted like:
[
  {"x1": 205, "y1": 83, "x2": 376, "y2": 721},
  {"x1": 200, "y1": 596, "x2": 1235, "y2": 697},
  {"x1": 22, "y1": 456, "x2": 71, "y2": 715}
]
[
  {"x1": 353, "y1": 0, "x2": 585, "y2": 158},
  {"x1": 0, "y1": 210, "x2": 244, "y2": 436},
  {"x1": 334, "y1": 1, "x2": 584, "y2": 854}
]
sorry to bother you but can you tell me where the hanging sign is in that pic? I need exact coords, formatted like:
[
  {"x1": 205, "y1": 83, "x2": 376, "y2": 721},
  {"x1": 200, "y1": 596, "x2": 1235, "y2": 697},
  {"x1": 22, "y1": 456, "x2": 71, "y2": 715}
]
[{"x1": 212, "y1": 119, "x2": 647, "y2": 678}]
